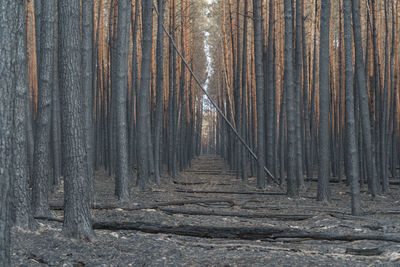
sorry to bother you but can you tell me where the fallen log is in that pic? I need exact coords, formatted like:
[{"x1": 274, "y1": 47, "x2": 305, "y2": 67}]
[
  {"x1": 50, "y1": 199, "x2": 235, "y2": 211},
  {"x1": 91, "y1": 221, "x2": 400, "y2": 243},
  {"x1": 34, "y1": 217, "x2": 400, "y2": 243},
  {"x1": 175, "y1": 189, "x2": 286, "y2": 196},
  {"x1": 308, "y1": 178, "x2": 400, "y2": 185},
  {"x1": 158, "y1": 207, "x2": 313, "y2": 221}
]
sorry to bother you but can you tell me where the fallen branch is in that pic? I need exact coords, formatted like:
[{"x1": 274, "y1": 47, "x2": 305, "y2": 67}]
[
  {"x1": 328, "y1": 212, "x2": 391, "y2": 225},
  {"x1": 345, "y1": 247, "x2": 384, "y2": 256},
  {"x1": 175, "y1": 189, "x2": 286, "y2": 196},
  {"x1": 50, "y1": 199, "x2": 236, "y2": 211},
  {"x1": 159, "y1": 207, "x2": 313, "y2": 221},
  {"x1": 173, "y1": 181, "x2": 207, "y2": 185},
  {"x1": 34, "y1": 216, "x2": 63, "y2": 223}
]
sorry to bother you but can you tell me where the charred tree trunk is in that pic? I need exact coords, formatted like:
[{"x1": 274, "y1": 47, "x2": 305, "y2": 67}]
[
  {"x1": 154, "y1": 0, "x2": 166, "y2": 184},
  {"x1": 114, "y1": 0, "x2": 131, "y2": 202},
  {"x1": 317, "y1": 0, "x2": 331, "y2": 202},
  {"x1": 343, "y1": 0, "x2": 361, "y2": 215},
  {"x1": 82, "y1": 0, "x2": 95, "y2": 203},
  {"x1": 136, "y1": 0, "x2": 154, "y2": 189},
  {"x1": 59, "y1": 0, "x2": 94, "y2": 239},
  {"x1": 352, "y1": 0, "x2": 378, "y2": 196},
  {"x1": 284, "y1": 0, "x2": 298, "y2": 197},
  {"x1": 0, "y1": 0, "x2": 18, "y2": 264},
  {"x1": 32, "y1": 0, "x2": 56, "y2": 217},
  {"x1": 12, "y1": 0, "x2": 37, "y2": 230},
  {"x1": 253, "y1": 0, "x2": 266, "y2": 189}
]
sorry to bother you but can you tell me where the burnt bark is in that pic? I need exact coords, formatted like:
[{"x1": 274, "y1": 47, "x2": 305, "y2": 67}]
[
  {"x1": 59, "y1": 0, "x2": 94, "y2": 239},
  {"x1": 114, "y1": 0, "x2": 131, "y2": 202},
  {"x1": 136, "y1": 0, "x2": 154, "y2": 189},
  {"x1": 253, "y1": 0, "x2": 266, "y2": 189},
  {"x1": 32, "y1": 0, "x2": 56, "y2": 217},
  {"x1": 0, "y1": 0, "x2": 18, "y2": 264},
  {"x1": 12, "y1": 0, "x2": 37, "y2": 230},
  {"x1": 317, "y1": 0, "x2": 331, "y2": 202},
  {"x1": 284, "y1": 0, "x2": 298, "y2": 197}
]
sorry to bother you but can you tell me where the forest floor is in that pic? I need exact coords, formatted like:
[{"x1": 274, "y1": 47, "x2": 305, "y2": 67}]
[{"x1": 11, "y1": 155, "x2": 400, "y2": 266}]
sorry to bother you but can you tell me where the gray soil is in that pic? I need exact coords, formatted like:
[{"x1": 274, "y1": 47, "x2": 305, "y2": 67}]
[{"x1": 11, "y1": 156, "x2": 400, "y2": 266}]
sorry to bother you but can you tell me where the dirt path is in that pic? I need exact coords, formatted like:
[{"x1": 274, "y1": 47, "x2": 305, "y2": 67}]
[{"x1": 11, "y1": 156, "x2": 400, "y2": 266}]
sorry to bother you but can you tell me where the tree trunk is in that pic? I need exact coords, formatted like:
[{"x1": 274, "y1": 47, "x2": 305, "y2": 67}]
[
  {"x1": 154, "y1": 0, "x2": 166, "y2": 184},
  {"x1": 352, "y1": 0, "x2": 378, "y2": 196},
  {"x1": 82, "y1": 0, "x2": 95, "y2": 203},
  {"x1": 0, "y1": 0, "x2": 18, "y2": 264},
  {"x1": 12, "y1": 0, "x2": 37, "y2": 230},
  {"x1": 32, "y1": 0, "x2": 56, "y2": 217},
  {"x1": 317, "y1": 0, "x2": 331, "y2": 202},
  {"x1": 136, "y1": 0, "x2": 154, "y2": 189},
  {"x1": 114, "y1": 0, "x2": 131, "y2": 202},
  {"x1": 343, "y1": 0, "x2": 361, "y2": 215},
  {"x1": 284, "y1": 0, "x2": 298, "y2": 197},
  {"x1": 59, "y1": 0, "x2": 94, "y2": 239},
  {"x1": 240, "y1": 0, "x2": 248, "y2": 181}
]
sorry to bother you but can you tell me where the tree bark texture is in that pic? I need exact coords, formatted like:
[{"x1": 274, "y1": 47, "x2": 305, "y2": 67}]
[{"x1": 59, "y1": 0, "x2": 94, "y2": 239}]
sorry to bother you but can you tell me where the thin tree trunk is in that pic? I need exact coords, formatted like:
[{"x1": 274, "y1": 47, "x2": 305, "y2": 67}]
[
  {"x1": 343, "y1": 0, "x2": 361, "y2": 215},
  {"x1": 154, "y1": 0, "x2": 166, "y2": 184},
  {"x1": 284, "y1": 0, "x2": 298, "y2": 197},
  {"x1": 137, "y1": 0, "x2": 154, "y2": 189},
  {"x1": 317, "y1": 0, "x2": 331, "y2": 202},
  {"x1": 253, "y1": 0, "x2": 266, "y2": 189},
  {"x1": 114, "y1": 0, "x2": 131, "y2": 202},
  {"x1": 82, "y1": 0, "x2": 95, "y2": 203}
]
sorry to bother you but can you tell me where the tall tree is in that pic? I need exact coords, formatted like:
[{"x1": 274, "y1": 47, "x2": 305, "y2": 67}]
[
  {"x1": 59, "y1": 0, "x2": 94, "y2": 239},
  {"x1": 0, "y1": 0, "x2": 18, "y2": 264},
  {"x1": 82, "y1": 0, "x2": 95, "y2": 203},
  {"x1": 295, "y1": 0, "x2": 305, "y2": 190},
  {"x1": 284, "y1": 0, "x2": 298, "y2": 197},
  {"x1": 32, "y1": 0, "x2": 56, "y2": 217},
  {"x1": 352, "y1": 0, "x2": 378, "y2": 196},
  {"x1": 343, "y1": 0, "x2": 361, "y2": 215},
  {"x1": 12, "y1": 0, "x2": 37, "y2": 230},
  {"x1": 253, "y1": 0, "x2": 266, "y2": 189},
  {"x1": 136, "y1": 0, "x2": 154, "y2": 189},
  {"x1": 154, "y1": 0, "x2": 166, "y2": 184},
  {"x1": 114, "y1": 0, "x2": 131, "y2": 201},
  {"x1": 317, "y1": 0, "x2": 331, "y2": 202},
  {"x1": 240, "y1": 0, "x2": 248, "y2": 181}
]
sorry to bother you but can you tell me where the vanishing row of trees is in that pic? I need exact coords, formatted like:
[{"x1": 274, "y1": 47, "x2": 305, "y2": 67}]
[
  {"x1": 1, "y1": 0, "x2": 209, "y2": 264},
  {"x1": 205, "y1": 0, "x2": 399, "y2": 214}
]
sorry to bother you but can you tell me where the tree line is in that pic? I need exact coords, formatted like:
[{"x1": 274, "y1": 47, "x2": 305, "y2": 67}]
[
  {"x1": 1, "y1": 0, "x2": 207, "y2": 264},
  {"x1": 206, "y1": 0, "x2": 399, "y2": 214}
]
